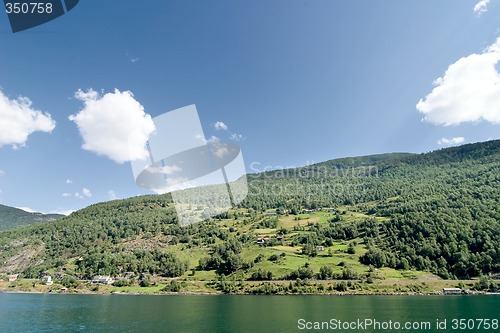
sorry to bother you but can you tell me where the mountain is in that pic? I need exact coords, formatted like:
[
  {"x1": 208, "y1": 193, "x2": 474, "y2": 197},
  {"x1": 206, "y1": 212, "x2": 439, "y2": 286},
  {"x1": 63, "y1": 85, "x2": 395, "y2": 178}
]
[
  {"x1": 0, "y1": 140, "x2": 499, "y2": 293},
  {"x1": 0, "y1": 204, "x2": 64, "y2": 231}
]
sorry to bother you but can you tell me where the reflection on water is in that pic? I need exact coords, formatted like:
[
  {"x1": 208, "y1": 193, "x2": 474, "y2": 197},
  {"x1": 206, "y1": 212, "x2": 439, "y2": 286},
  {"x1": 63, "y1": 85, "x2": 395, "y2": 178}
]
[{"x1": 0, "y1": 294, "x2": 499, "y2": 333}]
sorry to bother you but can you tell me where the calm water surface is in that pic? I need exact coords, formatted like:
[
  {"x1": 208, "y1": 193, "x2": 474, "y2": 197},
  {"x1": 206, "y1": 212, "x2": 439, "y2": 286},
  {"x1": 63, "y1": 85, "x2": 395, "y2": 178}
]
[{"x1": 1, "y1": 293, "x2": 499, "y2": 332}]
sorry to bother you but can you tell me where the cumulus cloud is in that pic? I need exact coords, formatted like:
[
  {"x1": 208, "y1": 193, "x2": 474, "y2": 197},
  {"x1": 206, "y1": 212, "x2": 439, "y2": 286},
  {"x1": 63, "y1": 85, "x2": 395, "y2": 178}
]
[
  {"x1": 208, "y1": 137, "x2": 230, "y2": 158},
  {"x1": 437, "y1": 137, "x2": 465, "y2": 146},
  {"x1": 207, "y1": 135, "x2": 220, "y2": 143},
  {"x1": 213, "y1": 121, "x2": 245, "y2": 141},
  {"x1": 16, "y1": 207, "x2": 38, "y2": 213},
  {"x1": 0, "y1": 90, "x2": 56, "y2": 148},
  {"x1": 65, "y1": 179, "x2": 73, "y2": 184},
  {"x1": 416, "y1": 37, "x2": 500, "y2": 126},
  {"x1": 49, "y1": 209, "x2": 75, "y2": 216},
  {"x1": 149, "y1": 164, "x2": 183, "y2": 176},
  {"x1": 166, "y1": 177, "x2": 190, "y2": 187},
  {"x1": 194, "y1": 133, "x2": 206, "y2": 144},
  {"x1": 62, "y1": 192, "x2": 72, "y2": 197},
  {"x1": 149, "y1": 177, "x2": 199, "y2": 194},
  {"x1": 230, "y1": 133, "x2": 245, "y2": 141},
  {"x1": 214, "y1": 121, "x2": 228, "y2": 131},
  {"x1": 473, "y1": 0, "x2": 490, "y2": 15},
  {"x1": 82, "y1": 188, "x2": 92, "y2": 197},
  {"x1": 213, "y1": 146, "x2": 229, "y2": 158},
  {"x1": 162, "y1": 164, "x2": 182, "y2": 174},
  {"x1": 108, "y1": 190, "x2": 117, "y2": 200},
  {"x1": 16, "y1": 206, "x2": 73, "y2": 215},
  {"x1": 75, "y1": 187, "x2": 92, "y2": 199},
  {"x1": 69, "y1": 89, "x2": 156, "y2": 164}
]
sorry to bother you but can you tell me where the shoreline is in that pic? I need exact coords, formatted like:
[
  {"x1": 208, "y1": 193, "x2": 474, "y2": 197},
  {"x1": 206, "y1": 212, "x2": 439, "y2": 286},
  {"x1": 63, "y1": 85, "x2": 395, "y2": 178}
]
[
  {"x1": 0, "y1": 288, "x2": 486, "y2": 296},
  {"x1": 1, "y1": 277, "x2": 486, "y2": 296}
]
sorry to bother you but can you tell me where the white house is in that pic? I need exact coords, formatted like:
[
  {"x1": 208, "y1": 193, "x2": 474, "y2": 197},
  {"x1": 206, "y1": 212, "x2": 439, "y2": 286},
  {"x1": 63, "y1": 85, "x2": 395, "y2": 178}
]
[
  {"x1": 91, "y1": 275, "x2": 114, "y2": 284},
  {"x1": 443, "y1": 288, "x2": 462, "y2": 295},
  {"x1": 41, "y1": 275, "x2": 53, "y2": 286}
]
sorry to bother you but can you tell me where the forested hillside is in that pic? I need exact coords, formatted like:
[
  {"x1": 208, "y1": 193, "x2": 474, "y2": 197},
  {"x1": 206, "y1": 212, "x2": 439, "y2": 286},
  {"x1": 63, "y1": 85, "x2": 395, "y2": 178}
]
[
  {"x1": 0, "y1": 140, "x2": 499, "y2": 290},
  {"x1": 246, "y1": 140, "x2": 500, "y2": 278},
  {"x1": 0, "y1": 205, "x2": 64, "y2": 231}
]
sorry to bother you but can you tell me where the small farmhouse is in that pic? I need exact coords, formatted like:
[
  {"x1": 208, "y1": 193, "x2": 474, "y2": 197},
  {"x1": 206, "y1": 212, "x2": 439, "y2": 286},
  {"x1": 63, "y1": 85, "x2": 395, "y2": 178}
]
[
  {"x1": 442, "y1": 288, "x2": 462, "y2": 295},
  {"x1": 91, "y1": 275, "x2": 114, "y2": 285},
  {"x1": 41, "y1": 275, "x2": 53, "y2": 286},
  {"x1": 256, "y1": 237, "x2": 271, "y2": 244}
]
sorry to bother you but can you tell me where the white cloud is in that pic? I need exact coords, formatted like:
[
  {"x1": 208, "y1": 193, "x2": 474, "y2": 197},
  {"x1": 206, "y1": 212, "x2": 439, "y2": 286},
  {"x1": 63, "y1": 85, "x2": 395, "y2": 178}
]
[
  {"x1": 473, "y1": 0, "x2": 490, "y2": 15},
  {"x1": 437, "y1": 137, "x2": 465, "y2": 146},
  {"x1": 62, "y1": 192, "x2": 72, "y2": 197},
  {"x1": 230, "y1": 133, "x2": 245, "y2": 141},
  {"x1": 213, "y1": 146, "x2": 229, "y2": 158},
  {"x1": 0, "y1": 90, "x2": 56, "y2": 148},
  {"x1": 149, "y1": 164, "x2": 182, "y2": 176},
  {"x1": 213, "y1": 121, "x2": 246, "y2": 141},
  {"x1": 49, "y1": 209, "x2": 75, "y2": 216},
  {"x1": 16, "y1": 206, "x2": 73, "y2": 216},
  {"x1": 164, "y1": 165, "x2": 182, "y2": 174},
  {"x1": 75, "y1": 187, "x2": 92, "y2": 199},
  {"x1": 126, "y1": 51, "x2": 139, "y2": 63},
  {"x1": 214, "y1": 121, "x2": 228, "y2": 131},
  {"x1": 150, "y1": 177, "x2": 196, "y2": 194},
  {"x1": 167, "y1": 177, "x2": 190, "y2": 187},
  {"x1": 82, "y1": 188, "x2": 92, "y2": 198},
  {"x1": 194, "y1": 133, "x2": 206, "y2": 144},
  {"x1": 209, "y1": 137, "x2": 230, "y2": 158},
  {"x1": 108, "y1": 190, "x2": 117, "y2": 200},
  {"x1": 16, "y1": 207, "x2": 38, "y2": 213},
  {"x1": 416, "y1": 37, "x2": 500, "y2": 126},
  {"x1": 70, "y1": 89, "x2": 156, "y2": 164},
  {"x1": 65, "y1": 179, "x2": 73, "y2": 184},
  {"x1": 207, "y1": 135, "x2": 220, "y2": 143}
]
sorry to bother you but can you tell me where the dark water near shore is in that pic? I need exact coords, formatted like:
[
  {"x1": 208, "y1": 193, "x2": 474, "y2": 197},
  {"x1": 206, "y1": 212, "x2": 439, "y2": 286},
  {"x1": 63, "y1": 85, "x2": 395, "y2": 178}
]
[{"x1": 1, "y1": 293, "x2": 499, "y2": 332}]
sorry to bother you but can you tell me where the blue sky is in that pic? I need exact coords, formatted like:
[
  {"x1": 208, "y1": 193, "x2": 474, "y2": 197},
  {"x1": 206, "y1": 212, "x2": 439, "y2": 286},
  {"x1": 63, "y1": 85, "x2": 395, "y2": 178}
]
[{"x1": 0, "y1": 0, "x2": 499, "y2": 214}]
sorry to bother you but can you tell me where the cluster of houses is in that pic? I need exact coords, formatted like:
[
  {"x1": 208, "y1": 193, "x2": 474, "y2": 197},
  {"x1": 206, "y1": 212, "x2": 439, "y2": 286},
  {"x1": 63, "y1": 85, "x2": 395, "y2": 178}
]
[
  {"x1": 266, "y1": 207, "x2": 337, "y2": 215},
  {"x1": 1, "y1": 272, "x2": 117, "y2": 286},
  {"x1": 302, "y1": 208, "x2": 337, "y2": 214},
  {"x1": 0, "y1": 273, "x2": 54, "y2": 286},
  {"x1": 302, "y1": 208, "x2": 321, "y2": 214},
  {"x1": 90, "y1": 272, "x2": 148, "y2": 285},
  {"x1": 0, "y1": 274, "x2": 22, "y2": 282},
  {"x1": 256, "y1": 236, "x2": 284, "y2": 244},
  {"x1": 0, "y1": 274, "x2": 19, "y2": 282}
]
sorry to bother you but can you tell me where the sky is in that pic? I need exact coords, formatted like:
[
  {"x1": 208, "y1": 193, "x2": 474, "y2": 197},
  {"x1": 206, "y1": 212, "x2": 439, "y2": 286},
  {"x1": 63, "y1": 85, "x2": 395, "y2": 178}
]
[{"x1": 0, "y1": 0, "x2": 499, "y2": 214}]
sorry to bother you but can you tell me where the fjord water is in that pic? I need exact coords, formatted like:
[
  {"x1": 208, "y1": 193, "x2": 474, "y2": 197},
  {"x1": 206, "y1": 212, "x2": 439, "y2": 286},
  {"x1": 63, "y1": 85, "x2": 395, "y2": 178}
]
[{"x1": 1, "y1": 294, "x2": 499, "y2": 332}]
